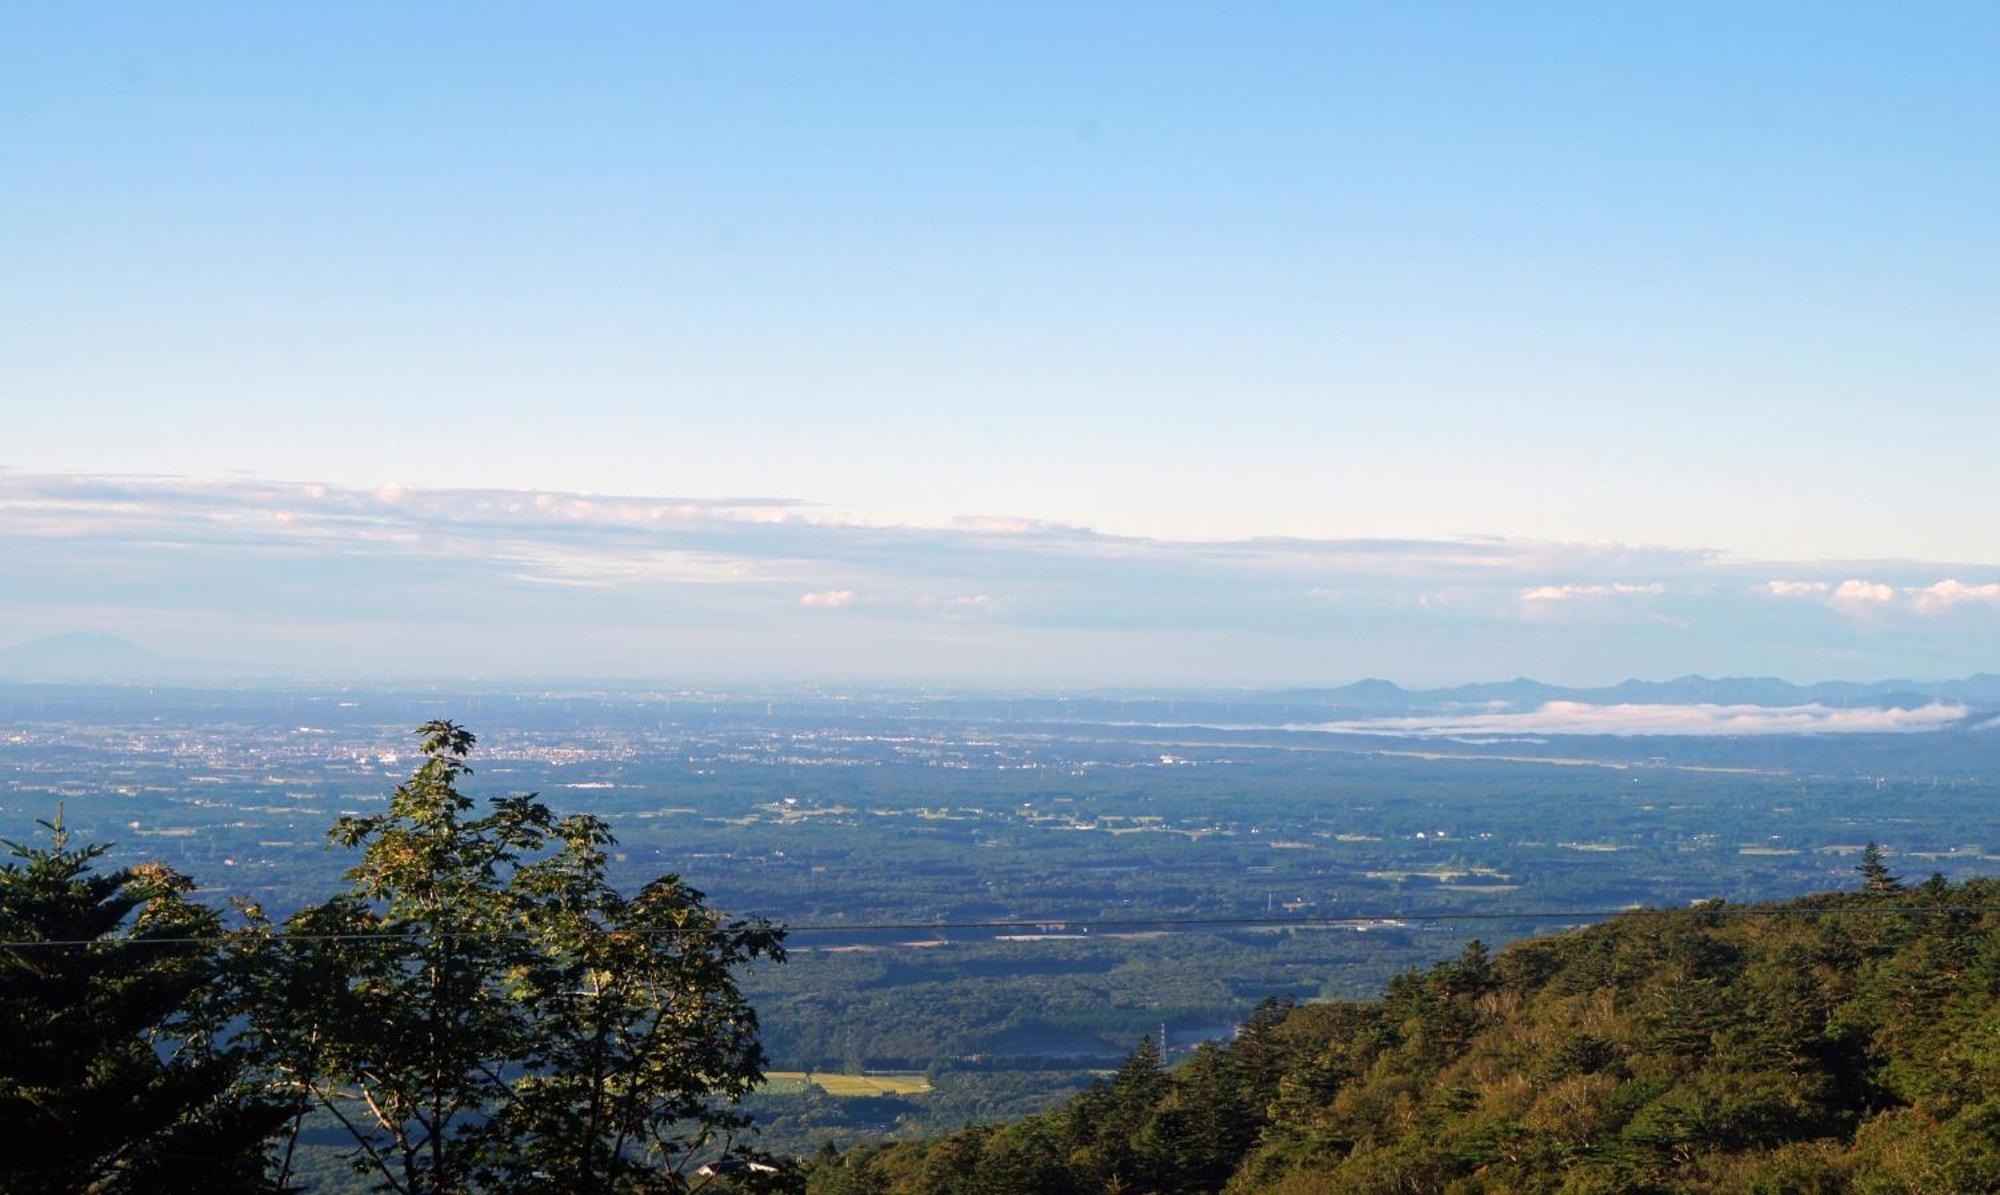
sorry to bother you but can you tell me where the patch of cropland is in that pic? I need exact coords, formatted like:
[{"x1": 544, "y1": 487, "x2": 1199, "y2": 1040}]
[
  {"x1": 762, "y1": 1072, "x2": 933, "y2": 1097},
  {"x1": 4, "y1": 682, "x2": 1998, "y2": 1154},
  {"x1": 808, "y1": 876, "x2": 2000, "y2": 1193}
]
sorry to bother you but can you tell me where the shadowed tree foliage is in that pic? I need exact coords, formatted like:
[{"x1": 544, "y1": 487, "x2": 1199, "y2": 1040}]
[
  {"x1": 245, "y1": 722, "x2": 787, "y2": 1195},
  {"x1": 807, "y1": 871, "x2": 2000, "y2": 1195},
  {"x1": 0, "y1": 814, "x2": 286, "y2": 1194}
]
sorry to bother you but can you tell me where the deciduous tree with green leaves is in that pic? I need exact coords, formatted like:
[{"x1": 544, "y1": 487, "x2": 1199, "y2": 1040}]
[{"x1": 248, "y1": 721, "x2": 786, "y2": 1195}]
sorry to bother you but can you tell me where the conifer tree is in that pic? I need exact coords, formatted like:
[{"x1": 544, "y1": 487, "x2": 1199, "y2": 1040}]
[
  {"x1": 0, "y1": 814, "x2": 285, "y2": 1193},
  {"x1": 1111, "y1": 1033, "x2": 1167, "y2": 1128},
  {"x1": 1858, "y1": 842, "x2": 1900, "y2": 895}
]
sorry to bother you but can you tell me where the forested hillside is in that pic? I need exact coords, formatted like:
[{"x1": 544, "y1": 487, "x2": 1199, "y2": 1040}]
[{"x1": 806, "y1": 860, "x2": 2000, "y2": 1194}]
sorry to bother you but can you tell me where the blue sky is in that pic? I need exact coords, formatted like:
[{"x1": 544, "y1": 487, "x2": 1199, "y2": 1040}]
[{"x1": 4, "y1": 4, "x2": 1999, "y2": 683}]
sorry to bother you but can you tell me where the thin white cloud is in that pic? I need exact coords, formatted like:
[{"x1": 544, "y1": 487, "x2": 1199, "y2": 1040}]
[
  {"x1": 1760, "y1": 580, "x2": 1831, "y2": 598},
  {"x1": 1293, "y1": 701, "x2": 1969, "y2": 738},
  {"x1": 1521, "y1": 582, "x2": 1664, "y2": 602},
  {"x1": 1908, "y1": 580, "x2": 2000, "y2": 614},
  {"x1": 1759, "y1": 576, "x2": 2000, "y2": 618},
  {"x1": 1759, "y1": 577, "x2": 1897, "y2": 612},
  {"x1": 953, "y1": 515, "x2": 1085, "y2": 535},
  {"x1": 1830, "y1": 579, "x2": 1897, "y2": 608},
  {"x1": 0, "y1": 473, "x2": 1729, "y2": 603},
  {"x1": 917, "y1": 594, "x2": 997, "y2": 616},
  {"x1": 8, "y1": 471, "x2": 2000, "y2": 683}
]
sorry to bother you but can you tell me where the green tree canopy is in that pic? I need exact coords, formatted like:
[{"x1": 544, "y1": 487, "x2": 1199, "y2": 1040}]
[
  {"x1": 807, "y1": 878, "x2": 2000, "y2": 1195},
  {"x1": 0, "y1": 813, "x2": 285, "y2": 1194},
  {"x1": 1858, "y1": 841, "x2": 1900, "y2": 895},
  {"x1": 249, "y1": 721, "x2": 787, "y2": 1195}
]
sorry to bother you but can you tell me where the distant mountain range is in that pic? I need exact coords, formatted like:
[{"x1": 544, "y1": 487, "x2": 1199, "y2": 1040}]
[
  {"x1": 1, "y1": 632, "x2": 1995, "y2": 712},
  {"x1": 0, "y1": 632, "x2": 257, "y2": 684}
]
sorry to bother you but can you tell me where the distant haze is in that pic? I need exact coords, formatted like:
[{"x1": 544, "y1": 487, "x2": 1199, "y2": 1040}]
[{"x1": 1, "y1": 472, "x2": 1999, "y2": 686}]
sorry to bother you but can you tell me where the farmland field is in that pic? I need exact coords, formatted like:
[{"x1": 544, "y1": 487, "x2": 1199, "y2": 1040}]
[{"x1": 762, "y1": 1071, "x2": 934, "y2": 1097}]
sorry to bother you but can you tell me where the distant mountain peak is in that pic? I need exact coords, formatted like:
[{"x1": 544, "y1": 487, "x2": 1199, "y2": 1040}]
[
  {"x1": 15, "y1": 630, "x2": 157, "y2": 651},
  {"x1": 1344, "y1": 677, "x2": 1405, "y2": 694},
  {"x1": 0, "y1": 631, "x2": 183, "y2": 682},
  {"x1": 1270, "y1": 671, "x2": 2000, "y2": 714}
]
